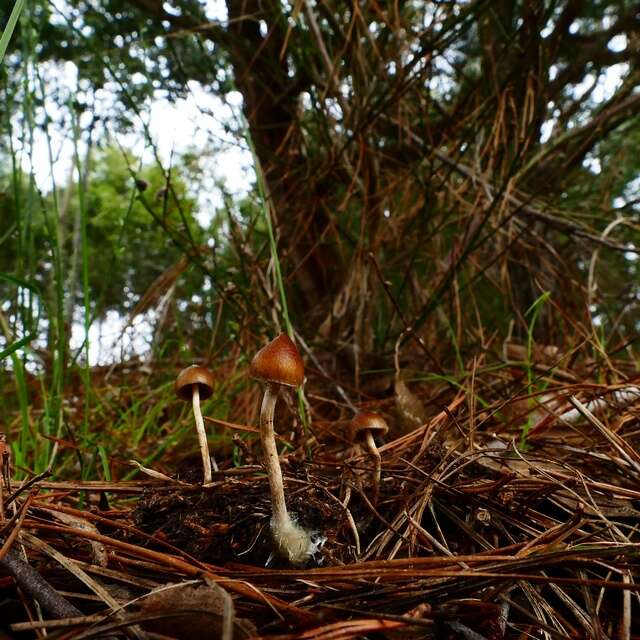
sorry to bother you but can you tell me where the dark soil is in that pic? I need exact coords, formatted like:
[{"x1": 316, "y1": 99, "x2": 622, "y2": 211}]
[{"x1": 131, "y1": 462, "x2": 350, "y2": 567}]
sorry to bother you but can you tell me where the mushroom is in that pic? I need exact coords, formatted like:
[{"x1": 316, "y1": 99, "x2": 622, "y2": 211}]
[
  {"x1": 175, "y1": 365, "x2": 215, "y2": 484},
  {"x1": 250, "y1": 333, "x2": 315, "y2": 564},
  {"x1": 349, "y1": 411, "x2": 389, "y2": 503}
]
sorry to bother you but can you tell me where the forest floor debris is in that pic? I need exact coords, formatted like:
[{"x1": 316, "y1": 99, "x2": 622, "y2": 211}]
[{"x1": 1, "y1": 360, "x2": 639, "y2": 638}]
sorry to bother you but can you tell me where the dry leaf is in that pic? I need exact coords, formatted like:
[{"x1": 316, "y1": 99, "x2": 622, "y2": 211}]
[
  {"x1": 394, "y1": 378, "x2": 427, "y2": 433},
  {"x1": 137, "y1": 582, "x2": 256, "y2": 640}
]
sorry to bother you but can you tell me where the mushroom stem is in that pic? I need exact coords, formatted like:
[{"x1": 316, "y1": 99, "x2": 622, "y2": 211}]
[
  {"x1": 260, "y1": 383, "x2": 313, "y2": 564},
  {"x1": 364, "y1": 430, "x2": 382, "y2": 503},
  {"x1": 260, "y1": 384, "x2": 288, "y2": 528},
  {"x1": 192, "y1": 385, "x2": 213, "y2": 484}
]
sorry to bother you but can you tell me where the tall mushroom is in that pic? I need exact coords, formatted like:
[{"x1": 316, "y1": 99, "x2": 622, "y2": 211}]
[
  {"x1": 250, "y1": 333, "x2": 315, "y2": 564},
  {"x1": 175, "y1": 365, "x2": 215, "y2": 484},
  {"x1": 350, "y1": 411, "x2": 389, "y2": 503}
]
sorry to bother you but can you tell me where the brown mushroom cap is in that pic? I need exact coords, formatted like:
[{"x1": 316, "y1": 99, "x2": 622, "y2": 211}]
[
  {"x1": 350, "y1": 411, "x2": 389, "y2": 442},
  {"x1": 250, "y1": 333, "x2": 304, "y2": 388},
  {"x1": 175, "y1": 365, "x2": 215, "y2": 401}
]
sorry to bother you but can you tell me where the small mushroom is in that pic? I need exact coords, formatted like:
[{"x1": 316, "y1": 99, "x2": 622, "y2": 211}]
[
  {"x1": 175, "y1": 365, "x2": 215, "y2": 484},
  {"x1": 250, "y1": 333, "x2": 316, "y2": 565},
  {"x1": 349, "y1": 411, "x2": 389, "y2": 503}
]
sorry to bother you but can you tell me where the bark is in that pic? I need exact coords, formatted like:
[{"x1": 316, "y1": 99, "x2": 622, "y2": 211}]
[
  {"x1": 225, "y1": 0, "x2": 337, "y2": 308},
  {"x1": 1, "y1": 544, "x2": 81, "y2": 618}
]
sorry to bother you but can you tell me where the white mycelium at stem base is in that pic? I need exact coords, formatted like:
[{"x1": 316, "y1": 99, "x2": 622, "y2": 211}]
[
  {"x1": 250, "y1": 333, "x2": 316, "y2": 565},
  {"x1": 260, "y1": 383, "x2": 314, "y2": 564}
]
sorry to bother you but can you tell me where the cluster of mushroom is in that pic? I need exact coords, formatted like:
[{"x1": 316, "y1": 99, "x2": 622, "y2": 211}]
[{"x1": 175, "y1": 334, "x2": 389, "y2": 565}]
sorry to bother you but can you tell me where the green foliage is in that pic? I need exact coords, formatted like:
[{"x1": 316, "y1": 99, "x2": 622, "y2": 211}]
[
  {"x1": 83, "y1": 146, "x2": 203, "y2": 313},
  {"x1": 0, "y1": 145, "x2": 204, "y2": 322}
]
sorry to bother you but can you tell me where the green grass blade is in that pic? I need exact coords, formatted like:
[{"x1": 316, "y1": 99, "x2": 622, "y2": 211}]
[
  {"x1": 0, "y1": 331, "x2": 35, "y2": 361},
  {"x1": 520, "y1": 290, "x2": 551, "y2": 448},
  {"x1": 241, "y1": 118, "x2": 309, "y2": 435},
  {"x1": 0, "y1": 0, "x2": 25, "y2": 64},
  {"x1": 0, "y1": 271, "x2": 41, "y2": 294}
]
